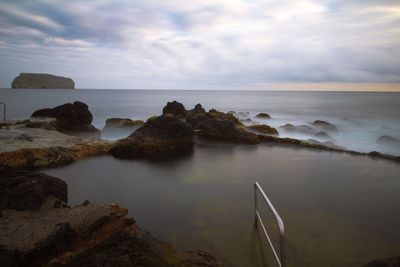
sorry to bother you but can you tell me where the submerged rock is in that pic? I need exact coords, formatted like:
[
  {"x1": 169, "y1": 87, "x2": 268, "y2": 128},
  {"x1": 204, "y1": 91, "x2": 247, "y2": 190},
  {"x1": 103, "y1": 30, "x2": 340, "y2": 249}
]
[
  {"x1": 11, "y1": 73, "x2": 75, "y2": 89},
  {"x1": 247, "y1": 124, "x2": 279, "y2": 136},
  {"x1": 110, "y1": 115, "x2": 195, "y2": 159},
  {"x1": 104, "y1": 118, "x2": 144, "y2": 128},
  {"x1": 31, "y1": 101, "x2": 99, "y2": 135},
  {"x1": 311, "y1": 120, "x2": 338, "y2": 131},
  {"x1": 255, "y1": 112, "x2": 271, "y2": 119},
  {"x1": 376, "y1": 135, "x2": 400, "y2": 147},
  {"x1": 363, "y1": 255, "x2": 400, "y2": 267},
  {"x1": 0, "y1": 170, "x2": 67, "y2": 212}
]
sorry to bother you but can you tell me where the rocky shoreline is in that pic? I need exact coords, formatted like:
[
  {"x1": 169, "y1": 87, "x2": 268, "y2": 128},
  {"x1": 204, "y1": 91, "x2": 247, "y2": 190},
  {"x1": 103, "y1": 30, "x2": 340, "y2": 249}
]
[
  {"x1": 0, "y1": 100, "x2": 398, "y2": 267},
  {"x1": 0, "y1": 170, "x2": 218, "y2": 267}
]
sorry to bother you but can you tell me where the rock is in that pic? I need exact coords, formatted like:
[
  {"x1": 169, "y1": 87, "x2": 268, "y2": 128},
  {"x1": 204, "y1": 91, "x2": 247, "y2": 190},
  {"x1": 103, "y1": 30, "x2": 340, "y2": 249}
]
[
  {"x1": 314, "y1": 131, "x2": 335, "y2": 142},
  {"x1": 198, "y1": 118, "x2": 260, "y2": 144},
  {"x1": 311, "y1": 120, "x2": 337, "y2": 131},
  {"x1": 247, "y1": 124, "x2": 279, "y2": 136},
  {"x1": 11, "y1": 73, "x2": 75, "y2": 89},
  {"x1": 110, "y1": 115, "x2": 195, "y2": 159},
  {"x1": 191, "y1": 103, "x2": 206, "y2": 114},
  {"x1": 0, "y1": 170, "x2": 67, "y2": 212},
  {"x1": 363, "y1": 255, "x2": 400, "y2": 267},
  {"x1": 209, "y1": 109, "x2": 240, "y2": 123},
  {"x1": 0, "y1": 123, "x2": 113, "y2": 168},
  {"x1": 162, "y1": 101, "x2": 187, "y2": 116},
  {"x1": 376, "y1": 135, "x2": 400, "y2": 147},
  {"x1": 280, "y1": 123, "x2": 335, "y2": 141},
  {"x1": 31, "y1": 101, "x2": 99, "y2": 134},
  {"x1": 255, "y1": 112, "x2": 271, "y2": 119},
  {"x1": 104, "y1": 118, "x2": 144, "y2": 129},
  {"x1": 238, "y1": 111, "x2": 250, "y2": 117},
  {"x1": 0, "y1": 202, "x2": 218, "y2": 267}
]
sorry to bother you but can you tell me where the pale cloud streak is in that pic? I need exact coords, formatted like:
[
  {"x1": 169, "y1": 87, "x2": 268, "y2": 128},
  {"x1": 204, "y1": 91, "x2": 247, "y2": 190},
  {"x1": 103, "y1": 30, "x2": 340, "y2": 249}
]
[{"x1": 0, "y1": 0, "x2": 399, "y2": 89}]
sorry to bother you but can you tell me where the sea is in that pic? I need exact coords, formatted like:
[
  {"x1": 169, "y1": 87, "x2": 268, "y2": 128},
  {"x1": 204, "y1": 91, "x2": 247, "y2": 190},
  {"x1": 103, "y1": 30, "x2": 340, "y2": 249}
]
[{"x1": 1, "y1": 89, "x2": 400, "y2": 267}]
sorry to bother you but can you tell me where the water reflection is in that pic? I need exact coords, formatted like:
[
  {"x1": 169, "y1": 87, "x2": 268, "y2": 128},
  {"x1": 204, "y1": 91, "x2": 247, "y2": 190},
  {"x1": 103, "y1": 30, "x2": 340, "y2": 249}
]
[{"x1": 44, "y1": 143, "x2": 400, "y2": 267}]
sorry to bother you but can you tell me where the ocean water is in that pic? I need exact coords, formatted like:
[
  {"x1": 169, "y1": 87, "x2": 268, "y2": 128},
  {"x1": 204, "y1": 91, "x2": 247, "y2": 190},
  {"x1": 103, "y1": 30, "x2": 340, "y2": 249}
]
[
  {"x1": 1, "y1": 89, "x2": 400, "y2": 155},
  {"x1": 1, "y1": 89, "x2": 399, "y2": 266}
]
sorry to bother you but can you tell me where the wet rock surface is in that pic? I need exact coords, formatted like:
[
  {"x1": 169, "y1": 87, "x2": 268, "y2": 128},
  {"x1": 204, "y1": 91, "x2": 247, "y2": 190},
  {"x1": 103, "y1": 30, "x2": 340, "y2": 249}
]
[
  {"x1": 162, "y1": 100, "x2": 186, "y2": 116},
  {"x1": 31, "y1": 101, "x2": 99, "y2": 135}
]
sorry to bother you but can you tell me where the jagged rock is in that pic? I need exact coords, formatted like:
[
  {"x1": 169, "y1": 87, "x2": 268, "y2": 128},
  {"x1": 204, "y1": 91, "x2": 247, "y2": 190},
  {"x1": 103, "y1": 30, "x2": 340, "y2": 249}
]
[
  {"x1": 280, "y1": 123, "x2": 335, "y2": 142},
  {"x1": 0, "y1": 170, "x2": 67, "y2": 212},
  {"x1": 198, "y1": 118, "x2": 260, "y2": 144},
  {"x1": 104, "y1": 118, "x2": 144, "y2": 129},
  {"x1": 376, "y1": 135, "x2": 400, "y2": 147},
  {"x1": 191, "y1": 104, "x2": 206, "y2": 114},
  {"x1": 162, "y1": 101, "x2": 187, "y2": 116},
  {"x1": 363, "y1": 255, "x2": 400, "y2": 267},
  {"x1": 311, "y1": 120, "x2": 337, "y2": 131},
  {"x1": 31, "y1": 101, "x2": 99, "y2": 135},
  {"x1": 110, "y1": 115, "x2": 194, "y2": 159},
  {"x1": 247, "y1": 124, "x2": 279, "y2": 135},
  {"x1": 255, "y1": 112, "x2": 271, "y2": 119},
  {"x1": 186, "y1": 104, "x2": 210, "y2": 130},
  {"x1": 11, "y1": 73, "x2": 75, "y2": 89},
  {"x1": 208, "y1": 109, "x2": 240, "y2": 123},
  {"x1": 0, "y1": 203, "x2": 218, "y2": 267}
]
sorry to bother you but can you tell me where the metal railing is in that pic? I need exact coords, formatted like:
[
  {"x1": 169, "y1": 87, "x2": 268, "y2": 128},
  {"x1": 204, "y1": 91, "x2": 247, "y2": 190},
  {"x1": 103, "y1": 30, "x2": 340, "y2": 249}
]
[
  {"x1": 254, "y1": 182, "x2": 286, "y2": 267},
  {"x1": 0, "y1": 102, "x2": 5, "y2": 122}
]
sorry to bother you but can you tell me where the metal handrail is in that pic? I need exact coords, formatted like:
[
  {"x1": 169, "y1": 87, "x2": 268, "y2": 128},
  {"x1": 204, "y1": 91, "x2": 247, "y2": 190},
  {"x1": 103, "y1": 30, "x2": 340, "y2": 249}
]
[
  {"x1": 254, "y1": 182, "x2": 286, "y2": 267},
  {"x1": 0, "y1": 102, "x2": 5, "y2": 122}
]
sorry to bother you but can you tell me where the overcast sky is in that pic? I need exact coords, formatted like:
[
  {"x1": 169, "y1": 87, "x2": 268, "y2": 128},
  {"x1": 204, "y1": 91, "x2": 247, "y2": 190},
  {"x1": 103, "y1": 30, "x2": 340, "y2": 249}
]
[{"x1": 0, "y1": 0, "x2": 400, "y2": 90}]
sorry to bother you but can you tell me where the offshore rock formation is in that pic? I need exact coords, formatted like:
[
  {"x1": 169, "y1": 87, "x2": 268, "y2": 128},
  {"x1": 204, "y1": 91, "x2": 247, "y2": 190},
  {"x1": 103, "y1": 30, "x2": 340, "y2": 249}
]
[
  {"x1": 255, "y1": 112, "x2": 271, "y2": 119},
  {"x1": 11, "y1": 73, "x2": 75, "y2": 89},
  {"x1": 376, "y1": 135, "x2": 400, "y2": 147},
  {"x1": 0, "y1": 170, "x2": 219, "y2": 267},
  {"x1": 31, "y1": 101, "x2": 99, "y2": 135},
  {"x1": 110, "y1": 115, "x2": 195, "y2": 159},
  {"x1": 311, "y1": 120, "x2": 338, "y2": 131}
]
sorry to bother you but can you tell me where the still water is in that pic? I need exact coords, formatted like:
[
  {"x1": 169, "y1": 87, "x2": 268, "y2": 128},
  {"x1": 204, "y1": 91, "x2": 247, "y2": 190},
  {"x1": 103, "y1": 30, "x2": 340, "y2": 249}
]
[{"x1": 44, "y1": 142, "x2": 400, "y2": 267}]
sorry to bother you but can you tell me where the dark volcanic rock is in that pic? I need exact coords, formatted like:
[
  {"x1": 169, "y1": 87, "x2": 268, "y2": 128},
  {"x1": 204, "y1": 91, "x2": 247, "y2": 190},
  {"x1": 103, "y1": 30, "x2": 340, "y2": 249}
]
[
  {"x1": 255, "y1": 112, "x2": 271, "y2": 119},
  {"x1": 208, "y1": 109, "x2": 240, "y2": 123},
  {"x1": 363, "y1": 255, "x2": 400, "y2": 267},
  {"x1": 198, "y1": 118, "x2": 260, "y2": 144},
  {"x1": 162, "y1": 101, "x2": 187, "y2": 116},
  {"x1": 31, "y1": 101, "x2": 99, "y2": 134},
  {"x1": 110, "y1": 115, "x2": 195, "y2": 159},
  {"x1": 104, "y1": 118, "x2": 144, "y2": 129},
  {"x1": 311, "y1": 120, "x2": 337, "y2": 131},
  {"x1": 0, "y1": 170, "x2": 67, "y2": 212},
  {"x1": 11, "y1": 73, "x2": 75, "y2": 89},
  {"x1": 376, "y1": 135, "x2": 400, "y2": 147},
  {"x1": 247, "y1": 124, "x2": 279, "y2": 135}
]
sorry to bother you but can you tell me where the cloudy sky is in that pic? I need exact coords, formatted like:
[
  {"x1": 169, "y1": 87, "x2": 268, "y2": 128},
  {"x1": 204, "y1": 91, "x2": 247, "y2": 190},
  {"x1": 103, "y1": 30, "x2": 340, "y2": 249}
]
[{"x1": 0, "y1": 0, "x2": 400, "y2": 90}]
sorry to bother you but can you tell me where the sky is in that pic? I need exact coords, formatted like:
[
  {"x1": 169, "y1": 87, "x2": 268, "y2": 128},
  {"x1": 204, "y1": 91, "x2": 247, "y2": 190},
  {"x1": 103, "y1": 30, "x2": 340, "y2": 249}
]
[{"x1": 0, "y1": 0, "x2": 400, "y2": 90}]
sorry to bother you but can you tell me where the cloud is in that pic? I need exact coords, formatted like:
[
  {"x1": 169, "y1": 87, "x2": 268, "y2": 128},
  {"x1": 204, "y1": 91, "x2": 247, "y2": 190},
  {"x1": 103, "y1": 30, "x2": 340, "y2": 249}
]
[{"x1": 0, "y1": 0, "x2": 399, "y2": 89}]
